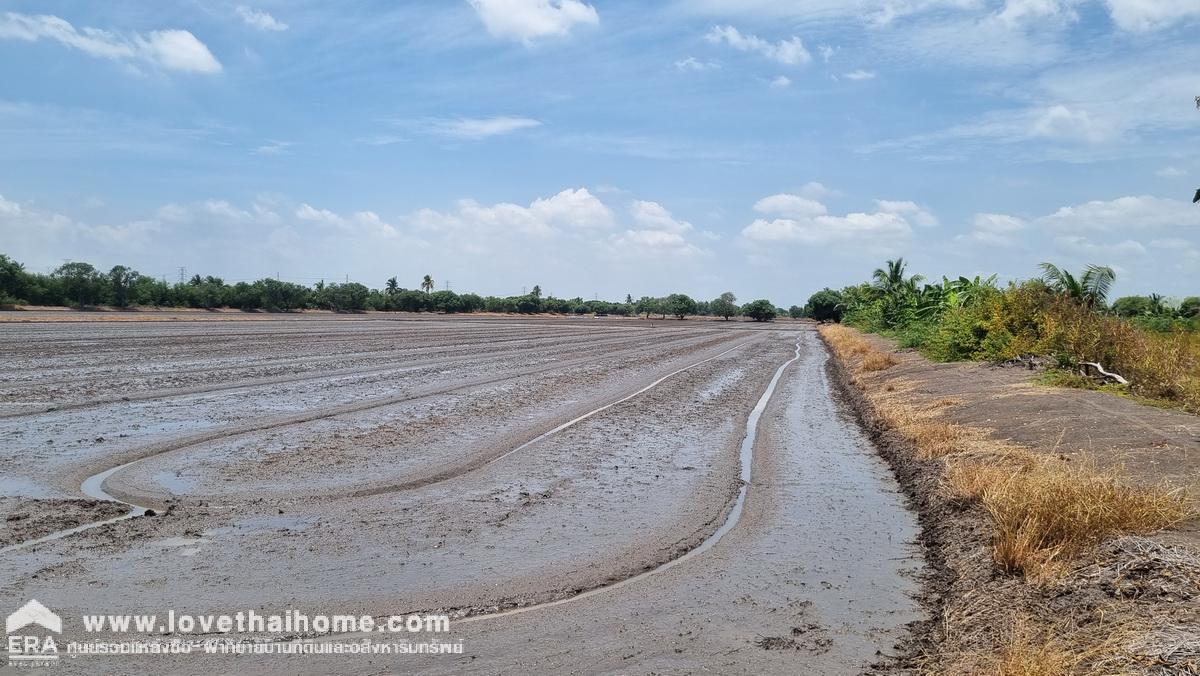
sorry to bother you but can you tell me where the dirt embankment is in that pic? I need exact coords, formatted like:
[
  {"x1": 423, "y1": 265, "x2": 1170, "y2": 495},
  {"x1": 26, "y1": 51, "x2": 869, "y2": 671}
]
[{"x1": 820, "y1": 326, "x2": 1200, "y2": 674}]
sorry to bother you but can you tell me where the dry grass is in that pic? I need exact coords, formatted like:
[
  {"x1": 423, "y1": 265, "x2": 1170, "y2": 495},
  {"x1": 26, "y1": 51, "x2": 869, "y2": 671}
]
[
  {"x1": 821, "y1": 324, "x2": 900, "y2": 373},
  {"x1": 964, "y1": 616, "x2": 1132, "y2": 676},
  {"x1": 861, "y1": 351, "x2": 900, "y2": 371},
  {"x1": 946, "y1": 456, "x2": 1192, "y2": 580},
  {"x1": 823, "y1": 323, "x2": 1194, "y2": 580}
]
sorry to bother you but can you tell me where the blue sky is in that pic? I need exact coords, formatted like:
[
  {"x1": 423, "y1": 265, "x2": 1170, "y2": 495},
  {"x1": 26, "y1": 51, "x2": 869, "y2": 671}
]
[{"x1": 1, "y1": 0, "x2": 1199, "y2": 304}]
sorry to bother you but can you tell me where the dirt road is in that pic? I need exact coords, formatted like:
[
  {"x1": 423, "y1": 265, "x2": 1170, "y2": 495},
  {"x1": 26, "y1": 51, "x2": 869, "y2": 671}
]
[{"x1": 0, "y1": 315, "x2": 922, "y2": 674}]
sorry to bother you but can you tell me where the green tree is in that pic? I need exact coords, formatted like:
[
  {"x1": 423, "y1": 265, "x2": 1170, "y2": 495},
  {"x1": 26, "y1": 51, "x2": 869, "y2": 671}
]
[
  {"x1": 1038, "y1": 262, "x2": 1115, "y2": 309},
  {"x1": 664, "y1": 293, "x2": 697, "y2": 319},
  {"x1": 531, "y1": 284, "x2": 542, "y2": 299},
  {"x1": 634, "y1": 296, "x2": 660, "y2": 319},
  {"x1": 52, "y1": 261, "x2": 101, "y2": 309},
  {"x1": 107, "y1": 265, "x2": 141, "y2": 307},
  {"x1": 805, "y1": 288, "x2": 845, "y2": 322},
  {"x1": 0, "y1": 254, "x2": 27, "y2": 304},
  {"x1": 1180, "y1": 296, "x2": 1200, "y2": 319},
  {"x1": 788, "y1": 305, "x2": 804, "y2": 319},
  {"x1": 741, "y1": 299, "x2": 777, "y2": 322},
  {"x1": 421, "y1": 274, "x2": 434, "y2": 293},
  {"x1": 1110, "y1": 296, "x2": 1152, "y2": 317},
  {"x1": 710, "y1": 292, "x2": 738, "y2": 320},
  {"x1": 385, "y1": 277, "x2": 399, "y2": 295}
]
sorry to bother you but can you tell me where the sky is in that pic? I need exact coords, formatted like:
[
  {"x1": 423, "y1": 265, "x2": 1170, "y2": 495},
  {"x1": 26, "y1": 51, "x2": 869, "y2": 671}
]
[{"x1": 1, "y1": 0, "x2": 1199, "y2": 305}]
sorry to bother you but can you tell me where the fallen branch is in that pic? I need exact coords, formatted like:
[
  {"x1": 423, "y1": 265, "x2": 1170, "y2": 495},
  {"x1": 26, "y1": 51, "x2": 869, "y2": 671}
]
[{"x1": 1079, "y1": 361, "x2": 1130, "y2": 386}]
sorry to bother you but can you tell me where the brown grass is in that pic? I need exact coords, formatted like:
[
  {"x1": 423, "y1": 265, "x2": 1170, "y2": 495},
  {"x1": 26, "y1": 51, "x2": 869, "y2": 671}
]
[
  {"x1": 946, "y1": 456, "x2": 1192, "y2": 580},
  {"x1": 824, "y1": 324, "x2": 1194, "y2": 580},
  {"x1": 966, "y1": 616, "x2": 1128, "y2": 676},
  {"x1": 821, "y1": 324, "x2": 900, "y2": 373},
  {"x1": 860, "y1": 351, "x2": 900, "y2": 371}
]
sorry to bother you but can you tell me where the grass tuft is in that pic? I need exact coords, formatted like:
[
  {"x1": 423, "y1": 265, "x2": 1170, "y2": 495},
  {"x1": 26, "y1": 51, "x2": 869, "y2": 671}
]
[{"x1": 947, "y1": 457, "x2": 1192, "y2": 580}]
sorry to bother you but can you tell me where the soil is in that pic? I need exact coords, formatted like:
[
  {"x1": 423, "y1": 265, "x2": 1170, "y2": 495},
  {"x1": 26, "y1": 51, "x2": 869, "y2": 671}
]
[
  {"x1": 0, "y1": 314, "x2": 920, "y2": 675},
  {"x1": 823, "y1": 330, "x2": 1200, "y2": 673}
]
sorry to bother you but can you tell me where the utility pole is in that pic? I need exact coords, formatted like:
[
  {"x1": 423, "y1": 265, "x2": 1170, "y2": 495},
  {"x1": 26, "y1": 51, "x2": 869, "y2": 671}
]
[
  {"x1": 444, "y1": 280, "x2": 451, "y2": 291},
  {"x1": 178, "y1": 267, "x2": 186, "y2": 284}
]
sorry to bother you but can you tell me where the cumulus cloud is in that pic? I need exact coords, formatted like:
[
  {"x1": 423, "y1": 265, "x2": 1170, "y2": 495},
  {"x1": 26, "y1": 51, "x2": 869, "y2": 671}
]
[
  {"x1": 468, "y1": 0, "x2": 599, "y2": 44},
  {"x1": 630, "y1": 200, "x2": 693, "y2": 233},
  {"x1": 412, "y1": 188, "x2": 613, "y2": 237},
  {"x1": 1103, "y1": 0, "x2": 1200, "y2": 31},
  {"x1": 753, "y1": 194, "x2": 827, "y2": 219},
  {"x1": 0, "y1": 12, "x2": 221, "y2": 74},
  {"x1": 427, "y1": 116, "x2": 542, "y2": 139},
  {"x1": 876, "y1": 200, "x2": 939, "y2": 227},
  {"x1": 614, "y1": 200, "x2": 705, "y2": 257},
  {"x1": 705, "y1": 25, "x2": 811, "y2": 66},
  {"x1": 297, "y1": 204, "x2": 400, "y2": 238},
  {"x1": 958, "y1": 213, "x2": 1028, "y2": 246},
  {"x1": 235, "y1": 6, "x2": 288, "y2": 32},
  {"x1": 741, "y1": 192, "x2": 926, "y2": 246},
  {"x1": 1037, "y1": 195, "x2": 1200, "y2": 232}
]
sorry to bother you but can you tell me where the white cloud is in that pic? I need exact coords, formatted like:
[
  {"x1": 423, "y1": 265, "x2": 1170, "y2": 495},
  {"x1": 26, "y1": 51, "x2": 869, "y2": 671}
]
[
  {"x1": 798, "y1": 182, "x2": 838, "y2": 200},
  {"x1": 844, "y1": 69, "x2": 877, "y2": 80},
  {"x1": 253, "y1": 140, "x2": 292, "y2": 155},
  {"x1": 958, "y1": 212, "x2": 1028, "y2": 246},
  {"x1": 876, "y1": 199, "x2": 939, "y2": 227},
  {"x1": 1103, "y1": 0, "x2": 1200, "y2": 31},
  {"x1": 413, "y1": 188, "x2": 612, "y2": 237},
  {"x1": 630, "y1": 200, "x2": 693, "y2": 233},
  {"x1": 753, "y1": 193, "x2": 827, "y2": 218},
  {"x1": 468, "y1": 0, "x2": 599, "y2": 44},
  {"x1": 818, "y1": 45, "x2": 837, "y2": 62},
  {"x1": 769, "y1": 75, "x2": 792, "y2": 88},
  {"x1": 1038, "y1": 195, "x2": 1200, "y2": 232},
  {"x1": 997, "y1": 0, "x2": 1081, "y2": 25},
  {"x1": 0, "y1": 13, "x2": 221, "y2": 74},
  {"x1": 1053, "y1": 234, "x2": 1147, "y2": 258},
  {"x1": 743, "y1": 212, "x2": 911, "y2": 245},
  {"x1": 1028, "y1": 105, "x2": 1111, "y2": 142},
  {"x1": 705, "y1": 25, "x2": 811, "y2": 66},
  {"x1": 428, "y1": 116, "x2": 542, "y2": 139},
  {"x1": 1156, "y1": 166, "x2": 1186, "y2": 177},
  {"x1": 235, "y1": 6, "x2": 288, "y2": 32},
  {"x1": 742, "y1": 192, "x2": 924, "y2": 246},
  {"x1": 675, "y1": 56, "x2": 719, "y2": 71}
]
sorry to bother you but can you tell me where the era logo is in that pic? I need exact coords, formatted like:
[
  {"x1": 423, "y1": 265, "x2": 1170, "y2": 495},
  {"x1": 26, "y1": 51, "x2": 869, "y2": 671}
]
[{"x1": 6, "y1": 600, "x2": 61, "y2": 666}]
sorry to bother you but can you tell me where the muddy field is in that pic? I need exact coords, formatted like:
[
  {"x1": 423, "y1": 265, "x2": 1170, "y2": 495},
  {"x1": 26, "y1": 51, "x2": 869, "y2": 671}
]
[{"x1": 0, "y1": 315, "x2": 923, "y2": 674}]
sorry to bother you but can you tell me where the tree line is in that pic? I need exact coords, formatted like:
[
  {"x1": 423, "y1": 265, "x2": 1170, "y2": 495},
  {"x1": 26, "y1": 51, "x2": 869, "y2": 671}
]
[{"x1": 0, "y1": 253, "x2": 784, "y2": 321}]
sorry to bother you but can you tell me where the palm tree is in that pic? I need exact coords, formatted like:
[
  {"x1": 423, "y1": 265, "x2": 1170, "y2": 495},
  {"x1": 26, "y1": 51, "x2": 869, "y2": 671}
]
[
  {"x1": 421, "y1": 275, "x2": 434, "y2": 294},
  {"x1": 871, "y1": 258, "x2": 924, "y2": 297},
  {"x1": 1148, "y1": 293, "x2": 1167, "y2": 316},
  {"x1": 385, "y1": 277, "x2": 398, "y2": 295},
  {"x1": 1038, "y1": 263, "x2": 1115, "y2": 308}
]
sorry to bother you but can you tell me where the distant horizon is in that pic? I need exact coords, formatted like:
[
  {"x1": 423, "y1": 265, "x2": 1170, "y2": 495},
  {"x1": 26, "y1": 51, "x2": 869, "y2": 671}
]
[{"x1": 2, "y1": 1, "x2": 1199, "y2": 300}]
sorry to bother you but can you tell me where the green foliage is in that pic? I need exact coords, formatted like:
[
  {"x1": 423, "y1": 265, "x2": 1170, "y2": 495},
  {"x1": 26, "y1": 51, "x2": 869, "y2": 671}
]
[
  {"x1": 788, "y1": 305, "x2": 804, "y2": 319},
  {"x1": 1182, "y1": 297, "x2": 1200, "y2": 319},
  {"x1": 664, "y1": 293, "x2": 697, "y2": 319},
  {"x1": 741, "y1": 299, "x2": 777, "y2": 322},
  {"x1": 710, "y1": 292, "x2": 738, "y2": 320},
  {"x1": 1038, "y1": 262, "x2": 1115, "y2": 309},
  {"x1": 804, "y1": 288, "x2": 844, "y2": 322}
]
